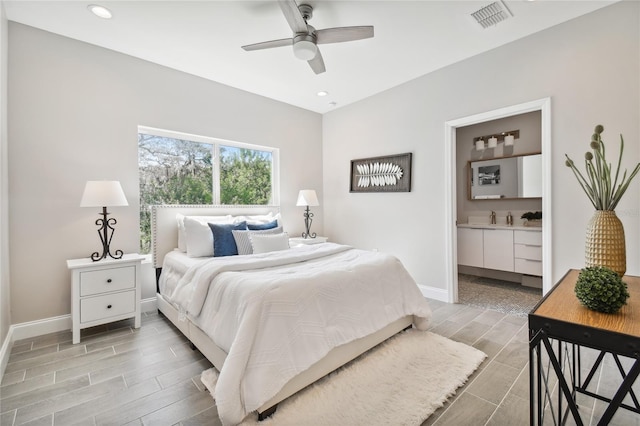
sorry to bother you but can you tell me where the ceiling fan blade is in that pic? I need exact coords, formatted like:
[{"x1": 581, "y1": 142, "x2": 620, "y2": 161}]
[
  {"x1": 316, "y1": 26, "x2": 374, "y2": 44},
  {"x1": 242, "y1": 38, "x2": 292, "y2": 51},
  {"x1": 278, "y1": 0, "x2": 307, "y2": 34},
  {"x1": 308, "y1": 49, "x2": 326, "y2": 74}
]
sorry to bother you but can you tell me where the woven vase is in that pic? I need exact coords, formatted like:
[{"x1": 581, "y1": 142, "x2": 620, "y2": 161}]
[{"x1": 585, "y1": 210, "x2": 626, "y2": 276}]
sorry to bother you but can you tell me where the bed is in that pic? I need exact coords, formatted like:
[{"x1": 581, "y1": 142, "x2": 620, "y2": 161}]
[{"x1": 151, "y1": 205, "x2": 432, "y2": 425}]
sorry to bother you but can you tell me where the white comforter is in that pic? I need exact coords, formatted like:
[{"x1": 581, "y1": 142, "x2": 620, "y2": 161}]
[{"x1": 161, "y1": 243, "x2": 432, "y2": 425}]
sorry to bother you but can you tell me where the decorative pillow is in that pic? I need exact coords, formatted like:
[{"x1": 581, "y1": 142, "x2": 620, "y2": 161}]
[
  {"x1": 176, "y1": 214, "x2": 187, "y2": 252},
  {"x1": 232, "y1": 226, "x2": 283, "y2": 255},
  {"x1": 234, "y1": 213, "x2": 281, "y2": 226},
  {"x1": 209, "y1": 221, "x2": 247, "y2": 257},
  {"x1": 250, "y1": 232, "x2": 290, "y2": 254},
  {"x1": 247, "y1": 219, "x2": 278, "y2": 230},
  {"x1": 183, "y1": 215, "x2": 233, "y2": 257}
]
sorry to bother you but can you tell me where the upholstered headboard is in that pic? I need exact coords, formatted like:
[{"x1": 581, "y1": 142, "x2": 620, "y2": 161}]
[{"x1": 150, "y1": 204, "x2": 281, "y2": 269}]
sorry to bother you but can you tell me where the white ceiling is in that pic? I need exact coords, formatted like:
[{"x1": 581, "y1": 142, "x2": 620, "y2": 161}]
[{"x1": 4, "y1": 0, "x2": 616, "y2": 114}]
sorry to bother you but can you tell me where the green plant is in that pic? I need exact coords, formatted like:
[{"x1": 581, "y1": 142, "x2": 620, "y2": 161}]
[
  {"x1": 565, "y1": 125, "x2": 640, "y2": 210},
  {"x1": 521, "y1": 211, "x2": 542, "y2": 220},
  {"x1": 574, "y1": 266, "x2": 629, "y2": 313}
]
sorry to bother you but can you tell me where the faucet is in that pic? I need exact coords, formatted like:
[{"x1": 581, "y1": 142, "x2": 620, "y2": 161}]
[{"x1": 490, "y1": 211, "x2": 496, "y2": 225}]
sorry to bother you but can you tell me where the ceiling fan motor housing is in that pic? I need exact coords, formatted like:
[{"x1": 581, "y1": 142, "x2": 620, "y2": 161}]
[{"x1": 298, "y1": 4, "x2": 313, "y2": 21}]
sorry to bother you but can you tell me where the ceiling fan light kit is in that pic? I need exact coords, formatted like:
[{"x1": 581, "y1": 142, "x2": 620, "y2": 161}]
[
  {"x1": 293, "y1": 35, "x2": 317, "y2": 60},
  {"x1": 241, "y1": 0, "x2": 374, "y2": 74}
]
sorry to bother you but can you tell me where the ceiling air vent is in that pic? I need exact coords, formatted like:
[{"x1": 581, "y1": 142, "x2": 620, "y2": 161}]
[{"x1": 471, "y1": 1, "x2": 513, "y2": 29}]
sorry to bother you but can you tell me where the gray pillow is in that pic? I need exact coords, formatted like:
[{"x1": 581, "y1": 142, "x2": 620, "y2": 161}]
[{"x1": 232, "y1": 226, "x2": 283, "y2": 255}]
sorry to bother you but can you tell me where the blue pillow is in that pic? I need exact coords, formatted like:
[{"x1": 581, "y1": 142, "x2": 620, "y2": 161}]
[
  {"x1": 209, "y1": 221, "x2": 247, "y2": 257},
  {"x1": 247, "y1": 220, "x2": 278, "y2": 230}
]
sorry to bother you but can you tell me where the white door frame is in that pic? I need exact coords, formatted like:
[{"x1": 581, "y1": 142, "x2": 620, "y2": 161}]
[{"x1": 444, "y1": 98, "x2": 553, "y2": 303}]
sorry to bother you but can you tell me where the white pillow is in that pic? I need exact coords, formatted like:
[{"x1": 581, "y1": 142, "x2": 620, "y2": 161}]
[
  {"x1": 176, "y1": 214, "x2": 187, "y2": 252},
  {"x1": 232, "y1": 227, "x2": 283, "y2": 255},
  {"x1": 183, "y1": 215, "x2": 234, "y2": 257},
  {"x1": 234, "y1": 213, "x2": 281, "y2": 226},
  {"x1": 250, "y1": 232, "x2": 290, "y2": 254}
]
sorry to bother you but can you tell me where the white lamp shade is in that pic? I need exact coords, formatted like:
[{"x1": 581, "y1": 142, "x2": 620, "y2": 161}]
[
  {"x1": 296, "y1": 189, "x2": 319, "y2": 207},
  {"x1": 80, "y1": 181, "x2": 128, "y2": 207},
  {"x1": 475, "y1": 140, "x2": 484, "y2": 151},
  {"x1": 488, "y1": 137, "x2": 498, "y2": 148},
  {"x1": 504, "y1": 134, "x2": 515, "y2": 146}
]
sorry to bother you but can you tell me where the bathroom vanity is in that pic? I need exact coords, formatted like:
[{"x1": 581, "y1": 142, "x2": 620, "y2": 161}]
[{"x1": 457, "y1": 223, "x2": 542, "y2": 286}]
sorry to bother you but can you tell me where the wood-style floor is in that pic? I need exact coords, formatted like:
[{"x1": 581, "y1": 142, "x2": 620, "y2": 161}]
[{"x1": 1, "y1": 296, "x2": 638, "y2": 425}]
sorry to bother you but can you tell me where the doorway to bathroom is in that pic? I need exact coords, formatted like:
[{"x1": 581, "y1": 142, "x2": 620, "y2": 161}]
[{"x1": 443, "y1": 98, "x2": 552, "y2": 305}]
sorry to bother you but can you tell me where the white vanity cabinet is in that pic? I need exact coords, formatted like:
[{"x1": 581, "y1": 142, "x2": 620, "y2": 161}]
[
  {"x1": 514, "y1": 230, "x2": 543, "y2": 276},
  {"x1": 483, "y1": 229, "x2": 514, "y2": 272},
  {"x1": 457, "y1": 227, "x2": 484, "y2": 268},
  {"x1": 457, "y1": 225, "x2": 541, "y2": 276}
]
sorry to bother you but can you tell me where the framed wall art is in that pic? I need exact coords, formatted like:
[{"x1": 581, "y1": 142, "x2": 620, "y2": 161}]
[{"x1": 350, "y1": 152, "x2": 412, "y2": 193}]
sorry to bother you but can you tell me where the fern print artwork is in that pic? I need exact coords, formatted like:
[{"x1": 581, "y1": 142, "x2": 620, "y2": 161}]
[
  {"x1": 356, "y1": 162, "x2": 404, "y2": 187},
  {"x1": 350, "y1": 153, "x2": 412, "y2": 193}
]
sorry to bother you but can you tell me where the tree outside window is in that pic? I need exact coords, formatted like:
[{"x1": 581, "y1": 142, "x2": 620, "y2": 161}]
[{"x1": 138, "y1": 131, "x2": 276, "y2": 253}]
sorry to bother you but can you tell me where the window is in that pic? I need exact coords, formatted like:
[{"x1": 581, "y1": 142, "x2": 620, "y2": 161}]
[{"x1": 138, "y1": 127, "x2": 279, "y2": 253}]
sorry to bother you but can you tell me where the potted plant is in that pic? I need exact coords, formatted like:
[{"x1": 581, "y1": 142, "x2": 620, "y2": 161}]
[
  {"x1": 565, "y1": 125, "x2": 640, "y2": 276},
  {"x1": 574, "y1": 266, "x2": 629, "y2": 313},
  {"x1": 521, "y1": 211, "x2": 542, "y2": 226}
]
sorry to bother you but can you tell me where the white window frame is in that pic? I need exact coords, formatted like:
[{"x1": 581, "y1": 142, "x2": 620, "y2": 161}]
[{"x1": 138, "y1": 125, "x2": 280, "y2": 205}]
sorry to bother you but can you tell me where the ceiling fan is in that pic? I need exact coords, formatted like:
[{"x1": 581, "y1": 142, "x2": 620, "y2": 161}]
[{"x1": 241, "y1": 0, "x2": 374, "y2": 74}]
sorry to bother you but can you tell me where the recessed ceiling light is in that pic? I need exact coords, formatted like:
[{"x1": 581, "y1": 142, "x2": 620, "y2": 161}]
[
  {"x1": 317, "y1": 91, "x2": 328, "y2": 97},
  {"x1": 88, "y1": 4, "x2": 113, "y2": 19}
]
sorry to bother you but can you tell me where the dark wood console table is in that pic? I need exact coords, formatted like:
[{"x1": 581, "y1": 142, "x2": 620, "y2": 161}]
[{"x1": 529, "y1": 269, "x2": 640, "y2": 425}]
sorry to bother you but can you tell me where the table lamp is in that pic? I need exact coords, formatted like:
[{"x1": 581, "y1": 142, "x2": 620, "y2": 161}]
[
  {"x1": 296, "y1": 189, "x2": 319, "y2": 239},
  {"x1": 80, "y1": 180, "x2": 128, "y2": 261}
]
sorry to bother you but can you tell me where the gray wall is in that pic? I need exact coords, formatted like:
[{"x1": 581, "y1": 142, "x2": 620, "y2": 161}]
[
  {"x1": 322, "y1": 1, "x2": 639, "y2": 290},
  {"x1": 8, "y1": 23, "x2": 323, "y2": 324},
  {"x1": 1, "y1": 2, "x2": 9, "y2": 346}
]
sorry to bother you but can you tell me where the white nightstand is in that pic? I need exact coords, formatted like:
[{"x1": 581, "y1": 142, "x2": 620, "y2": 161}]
[
  {"x1": 67, "y1": 254, "x2": 145, "y2": 344},
  {"x1": 290, "y1": 236, "x2": 328, "y2": 246}
]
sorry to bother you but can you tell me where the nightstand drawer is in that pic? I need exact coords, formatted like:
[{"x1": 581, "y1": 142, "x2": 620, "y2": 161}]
[
  {"x1": 80, "y1": 266, "x2": 135, "y2": 296},
  {"x1": 80, "y1": 290, "x2": 135, "y2": 323}
]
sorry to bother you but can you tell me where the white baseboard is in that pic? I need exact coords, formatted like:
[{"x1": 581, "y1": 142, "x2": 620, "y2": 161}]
[
  {"x1": 0, "y1": 327, "x2": 13, "y2": 380},
  {"x1": 0, "y1": 297, "x2": 159, "y2": 378},
  {"x1": 141, "y1": 297, "x2": 158, "y2": 313},
  {"x1": 417, "y1": 284, "x2": 448, "y2": 302},
  {"x1": 11, "y1": 314, "x2": 72, "y2": 341}
]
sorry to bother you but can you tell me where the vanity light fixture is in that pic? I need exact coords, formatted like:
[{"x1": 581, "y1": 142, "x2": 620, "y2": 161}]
[
  {"x1": 88, "y1": 4, "x2": 112, "y2": 19},
  {"x1": 473, "y1": 129, "x2": 520, "y2": 150},
  {"x1": 504, "y1": 134, "x2": 515, "y2": 146}
]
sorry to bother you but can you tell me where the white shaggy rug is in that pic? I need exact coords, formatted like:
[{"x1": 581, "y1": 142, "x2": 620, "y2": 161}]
[{"x1": 201, "y1": 329, "x2": 486, "y2": 426}]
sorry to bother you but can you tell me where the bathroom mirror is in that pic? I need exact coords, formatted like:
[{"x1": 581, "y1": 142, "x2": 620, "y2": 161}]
[{"x1": 468, "y1": 152, "x2": 542, "y2": 200}]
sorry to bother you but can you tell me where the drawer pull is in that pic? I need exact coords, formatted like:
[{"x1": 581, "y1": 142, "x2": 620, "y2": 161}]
[
  {"x1": 106, "y1": 279, "x2": 112, "y2": 283},
  {"x1": 107, "y1": 304, "x2": 112, "y2": 309}
]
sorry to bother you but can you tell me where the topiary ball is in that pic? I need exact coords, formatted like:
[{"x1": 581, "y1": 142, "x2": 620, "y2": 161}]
[{"x1": 575, "y1": 266, "x2": 630, "y2": 313}]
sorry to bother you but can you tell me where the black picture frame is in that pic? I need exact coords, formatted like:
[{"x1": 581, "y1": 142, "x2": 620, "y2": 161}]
[{"x1": 350, "y1": 153, "x2": 412, "y2": 193}]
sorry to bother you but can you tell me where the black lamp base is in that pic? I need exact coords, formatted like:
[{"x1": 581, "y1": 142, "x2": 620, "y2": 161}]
[
  {"x1": 90, "y1": 206, "x2": 124, "y2": 261},
  {"x1": 302, "y1": 206, "x2": 316, "y2": 239}
]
